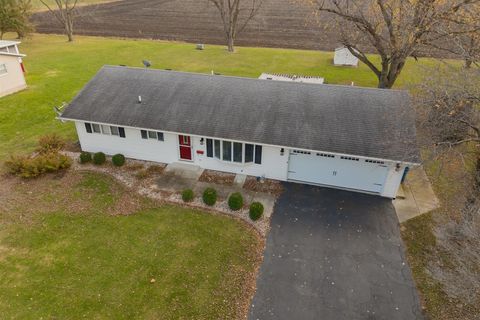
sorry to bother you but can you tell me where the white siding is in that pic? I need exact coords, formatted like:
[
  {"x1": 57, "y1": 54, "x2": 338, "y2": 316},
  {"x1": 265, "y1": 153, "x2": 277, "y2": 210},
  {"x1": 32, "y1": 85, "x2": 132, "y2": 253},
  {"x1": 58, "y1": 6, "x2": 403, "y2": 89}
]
[
  {"x1": 191, "y1": 136, "x2": 289, "y2": 181},
  {"x1": 75, "y1": 122, "x2": 179, "y2": 163},
  {"x1": 75, "y1": 122, "x2": 289, "y2": 180},
  {"x1": 334, "y1": 48, "x2": 359, "y2": 67},
  {"x1": 381, "y1": 165, "x2": 406, "y2": 198},
  {"x1": 74, "y1": 121, "x2": 407, "y2": 198},
  {"x1": 0, "y1": 55, "x2": 26, "y2": 97}
]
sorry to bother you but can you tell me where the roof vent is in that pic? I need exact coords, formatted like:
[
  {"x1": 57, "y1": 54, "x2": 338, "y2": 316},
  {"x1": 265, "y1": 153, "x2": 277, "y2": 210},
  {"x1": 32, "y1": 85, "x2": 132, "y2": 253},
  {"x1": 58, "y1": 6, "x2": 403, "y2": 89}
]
[{"x1": 138, "y1": 96, "x2": 142, "y2": 104}]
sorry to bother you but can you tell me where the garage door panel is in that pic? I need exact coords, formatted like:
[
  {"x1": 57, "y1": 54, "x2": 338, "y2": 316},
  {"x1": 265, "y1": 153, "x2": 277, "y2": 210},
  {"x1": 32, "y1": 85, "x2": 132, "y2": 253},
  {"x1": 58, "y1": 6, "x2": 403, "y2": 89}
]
[{"x1": 288, "y1": 152, "x2": 388, "y2": 194}]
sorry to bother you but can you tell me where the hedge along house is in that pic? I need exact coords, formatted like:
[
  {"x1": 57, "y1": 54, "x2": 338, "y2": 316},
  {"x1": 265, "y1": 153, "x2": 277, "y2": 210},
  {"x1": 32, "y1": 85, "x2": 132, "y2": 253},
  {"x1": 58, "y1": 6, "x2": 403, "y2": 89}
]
[{"x1": 59, "y1": 66, "x2": 420, "y2": 198}]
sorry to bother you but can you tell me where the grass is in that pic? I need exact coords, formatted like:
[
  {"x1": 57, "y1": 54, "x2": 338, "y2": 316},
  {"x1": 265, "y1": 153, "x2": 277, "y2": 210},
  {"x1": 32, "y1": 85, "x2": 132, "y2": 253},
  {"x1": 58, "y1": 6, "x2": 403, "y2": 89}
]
[
  {"x1": 0, "y1": 171, "x2": 260, "y2": 319},
  {"x1": 401, "y1": 145, "x2": 479, "y2": 319},
  {"x1": 0, "y1": 33, "x2": 452, "y2": 161}
]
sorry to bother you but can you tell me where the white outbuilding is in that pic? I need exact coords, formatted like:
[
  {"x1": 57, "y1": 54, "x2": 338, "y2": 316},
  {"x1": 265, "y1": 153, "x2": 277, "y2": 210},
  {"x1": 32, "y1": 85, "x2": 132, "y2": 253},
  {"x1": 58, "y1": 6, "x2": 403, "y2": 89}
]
[
  {"x1": 334, "y1": 47, "x2": 359, "y2": 67},
  {"x1": 0, "y1": 40, "x2": 27, "y2": 97},
  {"x1": 59, "y1": 66, "x2": 420, "y2": 198}
]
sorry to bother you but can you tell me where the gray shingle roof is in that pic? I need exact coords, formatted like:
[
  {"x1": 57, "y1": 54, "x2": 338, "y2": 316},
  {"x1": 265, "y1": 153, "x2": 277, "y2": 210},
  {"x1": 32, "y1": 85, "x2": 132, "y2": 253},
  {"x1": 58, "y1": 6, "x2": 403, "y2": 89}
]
[{"x1": 61, "y1": 65, "x2": 420, "y2": 163}]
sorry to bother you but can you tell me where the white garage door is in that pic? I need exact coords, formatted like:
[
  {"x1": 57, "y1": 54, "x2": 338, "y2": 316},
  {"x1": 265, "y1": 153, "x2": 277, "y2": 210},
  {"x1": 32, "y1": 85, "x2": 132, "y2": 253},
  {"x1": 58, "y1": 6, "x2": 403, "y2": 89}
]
[{"x1": 287, "y1": 151, "x2": 389, "y2": 194}]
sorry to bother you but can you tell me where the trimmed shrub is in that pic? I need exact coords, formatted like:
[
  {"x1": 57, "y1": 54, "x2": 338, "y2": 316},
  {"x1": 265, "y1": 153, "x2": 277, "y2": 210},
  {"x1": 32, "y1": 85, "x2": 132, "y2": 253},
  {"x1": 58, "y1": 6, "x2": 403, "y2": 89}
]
[
  {"x1": 112, "y1": 154, "x2": 126, "y2": 167},
  {"x1": 228, "y1": 192, "x2": 243, "y2": 211},
  {"x1": 93, "y1": 152, "x2": 106, "y2": 165},
  {"x1": 249, "y1": 202, "x2": 264, "y2": 221},
  {"x1": 37, "y1": 134, "x2": 65, "y2": 154},
  {"x1": 79, "y1": 152, "x2": 92, "y2": 164},
  {"x1": 182, "y1": 189, "x2": 194, "y2": 202},
  {"x1": 5, "y1": 152, "x2": 72, "y2": 179},
  {"x1": 202, "y1": 188, "x2": 217, "y2": 206}
]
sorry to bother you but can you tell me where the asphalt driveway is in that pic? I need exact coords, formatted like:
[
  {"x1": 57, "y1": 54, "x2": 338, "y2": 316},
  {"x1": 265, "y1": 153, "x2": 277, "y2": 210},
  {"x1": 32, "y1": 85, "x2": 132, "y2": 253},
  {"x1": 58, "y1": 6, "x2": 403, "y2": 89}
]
[{"x1": 249, "y1": 183, "x2": 423, "y2": 320}]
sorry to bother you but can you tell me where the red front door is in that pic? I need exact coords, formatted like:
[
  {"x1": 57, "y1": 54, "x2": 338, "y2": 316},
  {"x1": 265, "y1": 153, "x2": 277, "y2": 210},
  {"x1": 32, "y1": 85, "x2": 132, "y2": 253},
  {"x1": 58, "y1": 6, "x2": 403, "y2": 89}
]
[{"x1": 179, "y1": 135, "x2": 192, "y2": 160}]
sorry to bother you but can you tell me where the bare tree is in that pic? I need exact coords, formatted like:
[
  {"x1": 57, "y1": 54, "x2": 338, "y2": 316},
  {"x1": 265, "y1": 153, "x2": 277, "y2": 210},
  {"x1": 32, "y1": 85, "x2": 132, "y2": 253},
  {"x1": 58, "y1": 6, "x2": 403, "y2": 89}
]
[
  {"x1": 306, "y1": 0, "x2": 477, "y2": 89},
  {"x1": 40, "y1": 0, "x2": 78, "y2": 42},
  {"x1": 432, "y1": 3, "x2": 480, "y2": 68},
  {"x1": 207, "y1": 0, "x2": 262, "y2": 52},
  {"x1": 414, "y1": 67, "x2": 480, "y2": 309}
]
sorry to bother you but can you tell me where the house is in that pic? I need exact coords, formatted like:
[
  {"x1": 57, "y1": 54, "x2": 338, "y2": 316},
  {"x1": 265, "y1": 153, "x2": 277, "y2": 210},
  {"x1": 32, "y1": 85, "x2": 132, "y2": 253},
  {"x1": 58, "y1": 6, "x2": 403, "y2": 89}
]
[
  {"x1": 59, "y1": 66, "x2": 420, "y2": 198},
  {"x1": 259, "y1": 73, "x2": 325, "y2": 84},
  {"x1": 334, "y1": 47, "x2": 359, "y2": 67},
  {"x1": 0, "y1": 40, "x2": 27, "y2": 97}
]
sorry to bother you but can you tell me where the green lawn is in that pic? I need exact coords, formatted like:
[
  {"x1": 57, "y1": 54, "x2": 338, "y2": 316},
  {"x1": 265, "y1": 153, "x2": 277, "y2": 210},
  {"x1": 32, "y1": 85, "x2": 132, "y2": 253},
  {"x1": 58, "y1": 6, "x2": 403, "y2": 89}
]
[
  {"x1": 0, "y1": 172, "x2": 260, "y2": 319},
  {"x1": 0, "y1": 33, "x2": 449, "y2": 161}
]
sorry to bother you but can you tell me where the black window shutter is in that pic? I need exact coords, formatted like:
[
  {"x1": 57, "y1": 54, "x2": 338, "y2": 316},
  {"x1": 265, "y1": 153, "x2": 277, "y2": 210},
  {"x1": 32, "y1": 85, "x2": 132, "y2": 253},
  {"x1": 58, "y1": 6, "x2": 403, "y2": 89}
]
[
  {"x1": 141, "y1": 130, "x2": 147, "y2": 139},
  {"x1": 206, "y1": 139, "x2": 213, "y2": 157},
  {"x1": 254, "y1": 145, "x2": 263, "y2": 164},
  {"x1": 119, "y1": 127, "x2": 126, "y2": 138},
  {"x1": 85, "y1": 123, "x2": 92, "y2": 133},
  {"x1": 157, "y1": 132, "x2": 164, "y2": 141}
]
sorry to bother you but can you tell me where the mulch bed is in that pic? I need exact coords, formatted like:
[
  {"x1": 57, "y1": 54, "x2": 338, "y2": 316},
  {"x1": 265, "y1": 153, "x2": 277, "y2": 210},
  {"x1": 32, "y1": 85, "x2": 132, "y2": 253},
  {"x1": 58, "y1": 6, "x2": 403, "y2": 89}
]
[
  {"x1": 199, "y1": 170, "x2": 235, "y2": 186},
  {"x1": 243, "y1": 176, "x2": 284, "y2": 196}
]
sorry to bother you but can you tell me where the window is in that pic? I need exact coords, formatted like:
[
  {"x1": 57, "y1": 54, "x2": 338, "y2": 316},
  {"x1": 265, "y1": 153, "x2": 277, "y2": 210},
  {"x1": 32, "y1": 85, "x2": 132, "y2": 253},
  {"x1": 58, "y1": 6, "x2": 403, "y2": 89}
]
[
  {"x1": 110, "y1": 126, "x2": 119, "y2": 136},
  {"x1": 365, "y1": 159, "x2": 385, "y2": 164},
  {"x1": 84, "y1": 122, "x2": 125, "y2": 138},
  {"x1": 255, "y1": 145, "x2": 262, "y2": 164},
  {"x1": 206, "y1": 139, "x2": 262, "y2": 165},
  {"x1": 245, "y1": 144, "x2": 254, "y2": 163},
  {"x1": 293, "y1": 150, "x2": 311, "y2": 155},
  {"x1": 206, "y1": 139, "x2": 213, "y2": 157},
  {"x1": 341, "y1": 156, "x2": 360, "y2": 161},
  {"x1": 0, "y1": 64, "x2": 7, "y2": 75},
  {"x1": 233, "y1": 142, "x2": 243, "y2": 163},
  {"x1": 222, "y1": 141, "x2": 232, "y2": 161},
  {"x1": 141, "y1": 130, "x2": 164, "y2": 141},
  {"x1": 214, "y1": 140, "x2": 221, "y2": 159},
  {"x1": 317, "y1": 153, "x2": 335, "y2": 158},
  {"x1": 101, "y1": 125, "x2": 110, "y2": 135}
]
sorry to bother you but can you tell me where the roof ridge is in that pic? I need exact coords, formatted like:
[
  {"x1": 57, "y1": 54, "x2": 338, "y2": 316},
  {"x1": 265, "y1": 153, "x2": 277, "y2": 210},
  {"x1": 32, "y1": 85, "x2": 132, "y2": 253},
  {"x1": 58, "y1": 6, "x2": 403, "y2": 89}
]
[{"x1": 102, "y1": 65, "x2": 409, "y2": 94}]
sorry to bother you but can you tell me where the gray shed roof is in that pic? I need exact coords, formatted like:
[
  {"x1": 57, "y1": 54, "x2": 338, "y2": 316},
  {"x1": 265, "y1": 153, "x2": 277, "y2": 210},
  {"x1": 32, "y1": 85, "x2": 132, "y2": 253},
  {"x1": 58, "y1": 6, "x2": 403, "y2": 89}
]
[{"x1": 61, "y1": 65, "x2": 420, "y2": 163}]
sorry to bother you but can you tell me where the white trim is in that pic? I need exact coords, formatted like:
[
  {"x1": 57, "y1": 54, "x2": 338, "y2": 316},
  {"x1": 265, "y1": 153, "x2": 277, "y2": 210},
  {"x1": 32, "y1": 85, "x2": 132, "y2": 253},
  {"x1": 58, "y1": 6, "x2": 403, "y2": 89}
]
[{"x1": 59, "y1": 117, "x2": 420, "y2": 166}]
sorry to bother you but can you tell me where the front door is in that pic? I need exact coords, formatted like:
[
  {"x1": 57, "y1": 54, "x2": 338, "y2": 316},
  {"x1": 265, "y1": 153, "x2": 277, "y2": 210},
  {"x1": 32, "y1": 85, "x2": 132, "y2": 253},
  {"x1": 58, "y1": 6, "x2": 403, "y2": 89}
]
[{"x1": 179, "y1": 135, "x2": 192, "y2": 160}]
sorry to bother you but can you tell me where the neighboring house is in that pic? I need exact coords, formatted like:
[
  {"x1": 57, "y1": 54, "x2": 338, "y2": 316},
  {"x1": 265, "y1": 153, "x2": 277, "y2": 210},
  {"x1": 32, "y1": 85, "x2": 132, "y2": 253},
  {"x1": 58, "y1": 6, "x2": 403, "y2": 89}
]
[
  {"x1": 59, "y1": 66, "x2": 420, "y2": 198},
  {"x1": 334, "y1": 47, "x2": 359, "y2": 67},
  {"x1": 0, "y1": 41, "x2": 27, "y2": 98},
  {"x1": 259, "y1": 73, "x2": 325, "y2": 84}
]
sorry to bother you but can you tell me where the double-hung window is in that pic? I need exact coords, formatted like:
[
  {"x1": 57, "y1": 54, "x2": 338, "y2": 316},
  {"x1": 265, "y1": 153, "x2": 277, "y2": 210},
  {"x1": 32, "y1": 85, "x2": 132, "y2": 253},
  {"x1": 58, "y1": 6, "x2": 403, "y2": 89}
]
[
  {"x1": 84, "y1": 122, "x2": 125, "y2": 138},
  {"x1": 141, "y1": 130, "x2": 164, "y2": 141},
  {"x1": 205, "y1": 138, "x2": 262, "y2": 164}
]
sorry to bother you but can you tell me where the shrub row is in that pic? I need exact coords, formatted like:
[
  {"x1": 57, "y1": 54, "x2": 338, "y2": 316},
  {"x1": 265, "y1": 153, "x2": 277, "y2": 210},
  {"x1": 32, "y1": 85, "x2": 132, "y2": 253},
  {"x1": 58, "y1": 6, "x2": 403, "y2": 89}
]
[
  {"x1": 180, "y1": 188, "x2": 264, "y2": 221},
  {"x1": 5, "y1": 152, "x2": 72, "y2": 179},
  {"x1": 79, "y1": 152, "x2": 125, "y2": 167}
]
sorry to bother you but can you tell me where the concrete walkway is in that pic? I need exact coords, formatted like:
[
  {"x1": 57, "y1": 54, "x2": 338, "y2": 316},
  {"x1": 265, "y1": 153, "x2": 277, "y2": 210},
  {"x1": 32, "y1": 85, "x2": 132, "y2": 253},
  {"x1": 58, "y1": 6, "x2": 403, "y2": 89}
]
[
  {"x1": 393, "y1": 166, "x2": 440, "y2": 223},
  {"x1": 158, "y1": 162, "x2": 277, "y2": 219}
]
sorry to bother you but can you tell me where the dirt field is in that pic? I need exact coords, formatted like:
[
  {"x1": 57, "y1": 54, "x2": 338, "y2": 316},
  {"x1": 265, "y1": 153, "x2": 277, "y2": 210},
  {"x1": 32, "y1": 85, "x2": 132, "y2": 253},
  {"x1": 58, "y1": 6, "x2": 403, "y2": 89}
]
[{"x1": 32, "y1": 0, "x2": 351, "y2": 52}]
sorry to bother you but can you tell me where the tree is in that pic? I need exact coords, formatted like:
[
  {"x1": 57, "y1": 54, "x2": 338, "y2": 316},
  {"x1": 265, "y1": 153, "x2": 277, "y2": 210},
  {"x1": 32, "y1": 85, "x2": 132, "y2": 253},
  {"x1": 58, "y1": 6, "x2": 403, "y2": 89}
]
[
  {"x1": 415, "y1": 66, "x2": 480, "y2": 179},
  {"x1": 207, "y1": 0, "x2": 263, "y2": 52},
  {"x1": 40, "y1": 0, "x2": 79, "y2": 42},
  {"x1": 308, "y1": 0, "x2": 477, "y2": 89},
  {"x1": 0, "y1": 0, "x2": 33, "y2": 39},
  {"x1": 414, "y1": 67, "x2": 480, "y2": 306},
  {"x1": 432, "y1": 3, "x2": 480, "y2": 68}
]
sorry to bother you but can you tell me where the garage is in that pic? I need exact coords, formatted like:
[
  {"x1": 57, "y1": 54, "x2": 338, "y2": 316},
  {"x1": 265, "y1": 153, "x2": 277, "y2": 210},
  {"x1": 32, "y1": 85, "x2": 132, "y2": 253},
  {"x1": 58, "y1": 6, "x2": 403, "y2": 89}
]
[{"x1": 287, "y1": 150, "x2": 390, "y2": 194}]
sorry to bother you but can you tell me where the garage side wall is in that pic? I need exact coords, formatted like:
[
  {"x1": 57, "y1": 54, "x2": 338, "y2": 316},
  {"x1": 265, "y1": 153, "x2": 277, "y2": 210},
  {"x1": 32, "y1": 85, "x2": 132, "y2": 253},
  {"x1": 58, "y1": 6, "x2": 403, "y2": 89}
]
[
  {"x1": 381, "y1": 166, "x2": 406, "y2": 198},
  {"x1": 75, "y1": 122, "x2": 179, "y2": 163}
]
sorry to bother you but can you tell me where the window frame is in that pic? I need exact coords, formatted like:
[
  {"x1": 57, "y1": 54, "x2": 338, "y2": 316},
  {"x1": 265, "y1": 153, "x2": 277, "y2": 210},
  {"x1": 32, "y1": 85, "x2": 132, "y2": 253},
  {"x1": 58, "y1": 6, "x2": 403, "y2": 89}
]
[
  {"x1": 141, "y1": 130, "x2": 164, "y2": 142},
  {"x1": 0, "y1": 63, "x2": 7, "y2": 76},
  {"x1": 205, "y1": 138, "x2": 262, "y2": 165}
]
